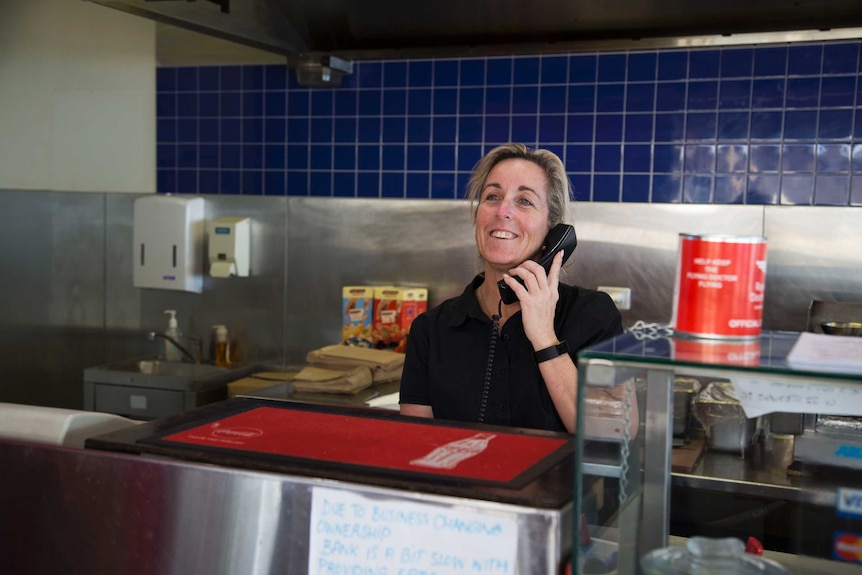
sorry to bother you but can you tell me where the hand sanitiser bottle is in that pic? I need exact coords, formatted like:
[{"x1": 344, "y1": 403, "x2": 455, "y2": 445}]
[{"x1": 163, "y1": 310, "x2": 183, "y2": 362}]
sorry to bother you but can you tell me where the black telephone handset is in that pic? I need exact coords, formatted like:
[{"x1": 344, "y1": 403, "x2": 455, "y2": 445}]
[{"x1": 497, "y1": 224, "x2": 577, "y2": 305}]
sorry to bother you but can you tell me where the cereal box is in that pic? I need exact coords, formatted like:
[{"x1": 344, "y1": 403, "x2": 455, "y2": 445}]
[
  {"x1": 372, "y1": 286, "x2": 404, "y2": 350},
  {"x1": 342, "y1": 286, "x2": 374, "y2": 347}
]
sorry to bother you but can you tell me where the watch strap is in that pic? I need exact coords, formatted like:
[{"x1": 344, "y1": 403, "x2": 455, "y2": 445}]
[{"x1": 533, "y1": 341, "x2": 570, "y2": 363}]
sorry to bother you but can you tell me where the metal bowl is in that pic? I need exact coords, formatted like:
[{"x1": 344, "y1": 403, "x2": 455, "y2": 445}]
[{"x1": 821, "y1": 321, "x2": 862, "y2": 336}]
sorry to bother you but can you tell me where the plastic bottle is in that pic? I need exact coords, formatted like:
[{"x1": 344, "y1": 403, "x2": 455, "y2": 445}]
[
  {"x1": 163, "y1": 310, "x2": 183, "y2": 362},
  {"x1": 212, "y1": 324, "x2": 231, "y2": 367}
]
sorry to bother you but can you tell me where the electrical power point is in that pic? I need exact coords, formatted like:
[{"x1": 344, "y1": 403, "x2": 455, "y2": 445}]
[{"x1": 598, "y1": 286, "x2": 631, "y2": 310}]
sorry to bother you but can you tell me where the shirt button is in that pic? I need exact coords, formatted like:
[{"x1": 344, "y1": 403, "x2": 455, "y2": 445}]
[
  {"x1": 503, "y1": 334, "x2": 510, "y2": 340},
  {"x1": 499, "y1": 402, "x2": 508, "y2": 410}
]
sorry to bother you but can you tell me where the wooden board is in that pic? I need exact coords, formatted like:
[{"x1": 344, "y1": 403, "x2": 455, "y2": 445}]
[{"x1": 672, "y1": 438, "x2": 705, "y2": 473}]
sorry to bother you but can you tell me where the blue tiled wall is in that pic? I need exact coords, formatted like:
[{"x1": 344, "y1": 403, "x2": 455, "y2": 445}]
[{"x1": 157, "y1": 41, "x2": 862, "y2": 206}]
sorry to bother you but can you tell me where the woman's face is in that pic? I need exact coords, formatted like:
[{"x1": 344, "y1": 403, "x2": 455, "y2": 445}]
[{"x1": 475, "y1": 158, "x2": 550, "y2": 274}]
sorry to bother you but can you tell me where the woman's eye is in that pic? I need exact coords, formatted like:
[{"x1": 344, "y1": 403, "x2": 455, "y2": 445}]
[
  {"x1": 517, "y1": 197, "x2": 534, "y2": 206},
  {"x1": 482, "y1": 192, "x2": 500, "y2": 202}
]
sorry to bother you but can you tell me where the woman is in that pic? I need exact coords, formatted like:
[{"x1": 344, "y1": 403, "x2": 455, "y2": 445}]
[{"x1": 399, "y1": 144, "x2": 623, "y2": 433}]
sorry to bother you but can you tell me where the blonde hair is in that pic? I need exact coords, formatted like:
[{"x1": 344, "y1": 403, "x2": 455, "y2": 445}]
[{"x1": 465, "y1": 143, "x2": 572, "y2": 228}]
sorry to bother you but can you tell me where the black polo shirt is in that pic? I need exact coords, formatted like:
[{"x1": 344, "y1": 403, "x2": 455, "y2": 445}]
[{"x1": 400, "y1": 275, "x2": 623, "y2": 432}]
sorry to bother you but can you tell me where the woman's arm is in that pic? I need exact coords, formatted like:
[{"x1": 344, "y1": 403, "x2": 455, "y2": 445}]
[{"x1": 400, "y1": 403, "x2": 434, "y2": 419}]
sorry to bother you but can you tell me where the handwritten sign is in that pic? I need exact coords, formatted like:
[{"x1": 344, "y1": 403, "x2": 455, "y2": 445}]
[
  {"x1": 308, "y1": 486, "x2": 517, "y2": 575},
  {"x1": 731, "y1": 377, "x2": 862, "y2": 418}
]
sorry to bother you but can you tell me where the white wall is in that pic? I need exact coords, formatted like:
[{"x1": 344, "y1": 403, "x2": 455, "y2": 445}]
[{"x1": 0, "y1": 0, "x2": 155, "y2": 193}]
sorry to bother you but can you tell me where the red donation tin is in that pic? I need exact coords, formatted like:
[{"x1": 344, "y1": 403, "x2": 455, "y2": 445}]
[{"x1": 671, "y1": 234, "x2": 767, "y2": 339}]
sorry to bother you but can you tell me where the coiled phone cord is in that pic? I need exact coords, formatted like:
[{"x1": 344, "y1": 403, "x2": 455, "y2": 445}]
[{"x1": 477, "y1": 297, "x2": 503, "y2": 423}]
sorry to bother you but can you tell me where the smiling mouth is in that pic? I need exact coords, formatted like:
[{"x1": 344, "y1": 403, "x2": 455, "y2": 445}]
[{"x1": 490, "y1": 230, "x2": 516, "y2": 239}]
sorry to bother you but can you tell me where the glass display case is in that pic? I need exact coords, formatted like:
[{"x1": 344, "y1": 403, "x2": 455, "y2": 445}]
[{"x1": 574, "y1": 326, "x2": 862, "y2": 574}]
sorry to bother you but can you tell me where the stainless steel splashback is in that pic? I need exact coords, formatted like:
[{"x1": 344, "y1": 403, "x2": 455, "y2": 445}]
[{"x1": 1, "y1": 189, "x2": 860, "y2": 409}]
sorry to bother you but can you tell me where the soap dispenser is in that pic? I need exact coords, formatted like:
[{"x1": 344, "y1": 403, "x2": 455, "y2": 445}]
[{"x1": 163, "y1": 310, "x2": 183, "y2": 362}]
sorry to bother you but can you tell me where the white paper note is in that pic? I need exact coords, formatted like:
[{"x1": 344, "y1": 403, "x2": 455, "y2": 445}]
[
  {"x1": 308, "y1": 486, "x2": 518, "y2": 575},
  {"x1": 731, "y1": 377, "x2": 862, "y2": 418},
  {"x1": 786, "y1": 332, "x2": 862, "y2": 374}
]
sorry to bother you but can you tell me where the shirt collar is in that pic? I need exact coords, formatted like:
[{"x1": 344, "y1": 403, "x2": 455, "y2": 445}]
[{"x1": 446, "y1": 274, "x2": 488, "y2": 327}]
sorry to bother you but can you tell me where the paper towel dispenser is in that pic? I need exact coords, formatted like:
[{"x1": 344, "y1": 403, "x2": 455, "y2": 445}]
[{"x1": 209, "y1": 217, "x2": 251, "y2": 278}]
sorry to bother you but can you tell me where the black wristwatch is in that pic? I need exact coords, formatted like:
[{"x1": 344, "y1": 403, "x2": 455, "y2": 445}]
[{"x1": 533, "y1": 341, "x2": 570, "y2": 363}]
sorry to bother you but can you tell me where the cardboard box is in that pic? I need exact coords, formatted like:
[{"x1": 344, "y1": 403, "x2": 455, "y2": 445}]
[
  {"x1": 342, "y1": 286, "x2": 374, "y2": 347},
  {"x1": 373, "y1": 286, "x2": 428, "y2": 352}
]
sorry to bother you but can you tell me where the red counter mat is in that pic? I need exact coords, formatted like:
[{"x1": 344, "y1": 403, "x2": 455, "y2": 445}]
[{"x1": 142, "y1": 405, "x2": 571, "y2": 488}]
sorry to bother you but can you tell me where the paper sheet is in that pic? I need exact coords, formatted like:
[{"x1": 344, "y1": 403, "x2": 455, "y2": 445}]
[
  {"x1": 731, "y1": 377, "x2": 862, "y2": 418},
  {"x1": 786, "y1": 332, "x2": 862, "y2": 374}
]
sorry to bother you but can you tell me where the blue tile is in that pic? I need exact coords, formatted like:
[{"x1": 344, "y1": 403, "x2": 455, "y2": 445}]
[
  {"x1": 540, "y1": 85, "x2": 567, "y2": 114},
  {"x1": 199, "y1": 170, "x2": 219, "y2": 194},
  {"x1": 382, "y1": 116, "x2": 405, "y2": 142},
  {"x1": 655, "y1": 82, "x2": 686, "y2": 112},
  {"x1": 654, "y1": 144, "x2": 683, "y2": 172},
  {"x1": 432, "y1": 145, "x2": 456, "y2": 171},
  {"x1": 157, "y1": 93, "x2": 176, "y2": 116},
  {"x1": 568, "y1": 85, "x2": 595, "y2": 113},
  {"x1": 286, "y1": 170, "x2": 308, "y2": 196},
  {"x1": 716, "y1": 144, "x2": 748, "y2": 173},
  {"x1": 384, "y1": 61, "x2": 408, "y2": 87},
  {"x1": 783, "y1": 110, "x2": 817, "y2": 140},
  {"x1": 853, "y1": 144, "x2": 862, "y2": 173},
  {"x1": 433, "y1": 116, "x2": 457, "y2": 141},
  {"x1": 406, "y1": 173, "x2": 430, "y2": 198},
  {"x1": 751, "y1": 79, "x2": 785, "y2": 109},
  {"x1": 287, "y1": 117, "x2": 309, "y2": 142},
  {"x1": 749, "y1": 111, "x2": 782, "y2": 140},
  {"x1": 409, "y1": 60, "x2": 433, "y2": 87},
  {"x1": 200, "y1": 93, "x2": 219, "y2": 117},
  {"x1": 333, "y1": 145, "x2": 355, "y2": 170},
  {"x1": 750, "y1": 144, "x2": 781, "y2": 172},
  {"x1": 483, "y1": 117, "x2": 509, "y2": 144},
  {"x1": 718, "y1": 79, "x2": 751, "y2": 109},
  {"x1": 684, "y1": 144, "x2": 716, "y2": 173},
  {"x1": 785, "y1": 77, "x2": 820, "y2": 109},
  {"x1": 177, "y1": 170, "x2": 197, "y2": 193},
  {"x1": 310, "y1": 145, "x2": 332, "y2": 170},
  {"x1": 852, "y1": 176, "x2": 862, "y2": 205},
  {"x1": 357, "y1": 117, "x2": 381, "y2": 142},
  {"x1": 687, "y1": 80, "x2": 718, "y2": 110},
  {"x1": 814, "y1": 175, "x2": 850, "y2": 205},
  {"x1": 570, "y1": 54, "x2": 597, "y2": 83},
  {"x1": 220, "y1": 92, "x2": 241, "y2": 116},
  {"x1": 407, "y1": 145, "x2": 430, "y2": 170},
  {"x1": 333, "y1": 172, "x2": 356, "y2": 197},
  {"x1": 714, "y1": 175, "x2": 746, "y2": 203},
  {"x1": 512, "y1": 86, "x2": 539, "y2": 114},
  {"x1": 753, "y1": 46, "x2": 787, "y2": 76},
  {"x1": 541, "y1": 55, "x2": 569, "y2": 84},
  {"x1": 408, "y1": 88, "x2": 432, "y2": 115},
  {"x1": 746, "y1": 174, "x2": 780, "y2": 204},
  {"x1": 460, "y1": 59, "x2": 485, "y2": 87},
  {"x1": 623, "y1": 144, "x2": 651, "y2": 172},
  {"x1": 597, "y1": 54, "x2": 626, "y2": 83},
  {"x1": 157, "y1": 144, "x2": 176, "y2": 168},
  {"x1": 456, "y1": 172, "x2": 472, "y2": 197},
  {"x1": 221, "y1": 170, "x2": 241, "y2": 195},
  {"x1": 595, "y1": 114, "x2": 623, "y2": 142},
  {"x1": 788, "y1": 44, "x2": 822, "y2": 76},
  {"x1": 382, "y1": 172, "x2": 406, "y2": 197},
  {"x1": 357, "y1": 145, "x2": 380, "y2": 170},
  {"x1": 358, "y1": 62, "x2": 383, "y2": 88},
  {"x1": 309, "y1": 172, "x2": 332, "y2": 197},
  {"x1": 264, "y1": 65, "x2": 287, "y2": 90},
  {"x1": 511, "y1": 115, "x2": 538, "y2": 144},
  {"x1": 243, "y1": 144, "x2": 263, "y2": 169},
  {"x1": 855, "y1": 112, "x2": 862, "y2": 140},
  {"x1": 457, "y1": 144, "x2": 483, "y2": 171},
  {"x1": 265, "y1": 144, "x2": 286, "y2": 170},
  {"x1": 625, "y1": 114, "x2": 654, "y2": 142},
  {"x1": 288, "y1": 91, "x2": 310, "y2": 116},
  {"x1": 596, "y1": 84, "x2": 625, "y2": 113},
  {"x1": 820, "y1": 75, "x2": 856, "y2": 107},
  {"x1": 199, "y1": 118, "x2": 219, "y2": 142},
  {"x1": 570, "y1": 173, "x2": 591, "y2": 200},
  {"x1": 221, "y1": 144, "x2": 241, "y2": 169},
  {"x1": 382, "y1": 89, "x2": 407, "y2": 115},
  {"x1": 178, "y1": 118, "x2": 198, "y2": 142},
  {"x1": 264, "y1": 92, "x2": 286, "y2": 117},
  {"x1": 823, "y1": 43, "x2": 859, "y2": 74},
  {"x1": 286, "y1": 144, "x2": 308, "y2": 169},
  {"x1": 717, "y1": 111, "x2": 749, "y2": 140},
  {"x1": 819, "y1": 109, "x2": 853, "y2": 140},
  {"x1": 685, "y1": 113, "x2": 717, "y2": 141},
  {"x1": 199, "y1": 145, "x2": 218, "y2": 169},
  {"x1": 176, "y1": 67, "x2": 197, "y2": 92},
  {"x1": 198, "y1": 66, "x2": 219, "y2": 91},
  {"x1": 177, "y1": 144, "x2": 197, "y2": 168},
  {"x1": 158, "y1": 119, "x2": 177, "y2": 144},
  {"x1": 243, "y1": 118, "x2": 264, "y2": 143},
  {"x1": 244, "y1": 170, "x2": 266, "y2": 195},
  {"x1": 156, "y1": 67, "x2": 177, "y2": 92},
  {"x1": 242, "y1": 66, "x2": 264, "y2": 90},
  {"x1": 177, "y1": 93, "x2": 197, "y2": 116},
  {"x1": 627, "y1": 52, "x2": 657, "y2": 82},
  {"x1": 431, "y1": 172, "x2": 457, "y2": 199},
  {"x1": 654, "y1": 113, "x2": 685, "y2": 142},
  {"x1": 513, "y1": 56, "x2": 540, "y2": 85},
  {"x1": 593, "y1": 174, "x2": 621, "y2": 201},
  {"x1": 333, "y1": 90, "x2": 357, "y2": 116},
  {"x1": 459, "y1": 116, "x2": 483, "y2": 143},
  {"x1": 221, "y1": 67, "x2": 242, "y2": 90},
  {"x1": 594, "y1": 144, "x2": 621, "y2": 172},
  {"x1": 565, "y1": 144, "x2": 592, "y2": 172},
  {"x1": 242, "y1": 91, "x2": 263, "y2": 117},
  {"x1": 626, "y1": 83, "x2": 655, "y2": 112},
  {"x1": 333, "y1": 117, "x2": 356, "y2": 143},
  {"x1": 487, "y1": 57, "x2": 513, "y2": 85},
  {"x1": 157, "y1": 169, "x2": 176, "y2": 194},
  {"x1": 357, "y1": 172, "x2": 380, "y2": 197},
  {"x1": 683, "y1": 175, "x2": 713, "y2": 203},
  {"x1": 311, "y1": 91, "x2": 334, "y2": 116},
  {"x1": 622, "y1": 174, "x2": 651, "y2": 202},
  {"x1": 539, "y1": 114, "x2": 565, "y2": 143},
  {"x1": 407, "y1": 117, "x2": 431, "y2": 142},
  {"x1": 263, "y1": 171, "x2": 285, "y2": 196},
  {"x1": 816, "y1": 143, "x2": 851, "y2": 173},
  {"x1": 780, "y1": 174, "x2": 814, "y2": 205},
  {"x1": 433, "y1": 87, "x2": 458, "y2": 115},
  {"x1": 357, "y1": 91, "x2": 381, "y2": 116},
  {"x1": 434, "y1": 60, "x2": 458, "y2": 87},
  {"x1": 720, "y1": 48, "x2": 753, "y2": 78},
  {"x1": 689, "y1": 50, "x2": 720, "y2": 79},
  {"x1": 459, "y1": 87, "x2": 485, "y2": 115},
  {"x1": 658, "y1": 51, "x2": 688, "y2": 81},
  {"x1": 382, "y1": 144, "x2": 404, "y2": 170}
]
